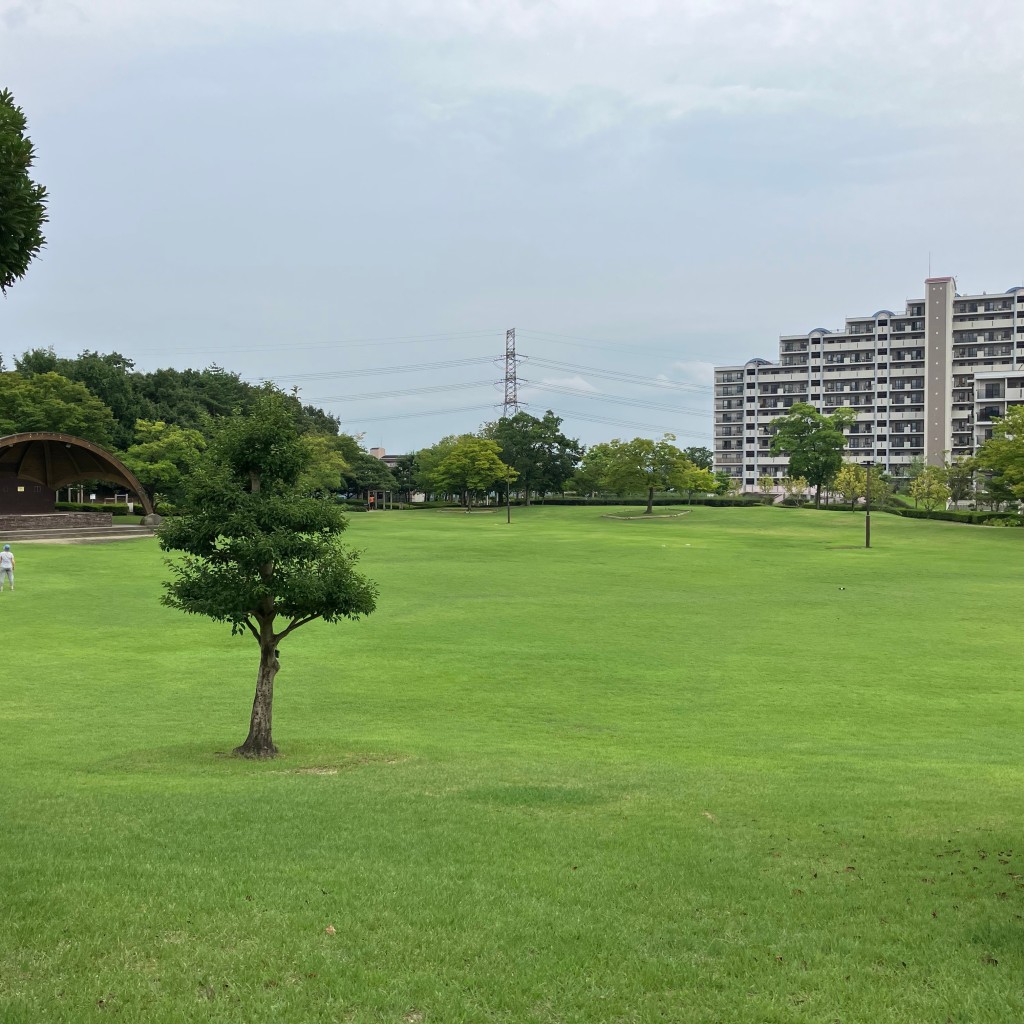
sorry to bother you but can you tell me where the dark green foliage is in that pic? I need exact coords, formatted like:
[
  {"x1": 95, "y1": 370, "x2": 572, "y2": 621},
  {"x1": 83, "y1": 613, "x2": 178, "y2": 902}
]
[
  {"x1": 893, "y1": 507, "x2": 1023, "y2": 525},
  {"x1": 390, "y1": 453, "x2": 418, "y2": 496},
  {"x1": 159, "y1": 391, "x2": 378, "y2": 756},
  {"x1": 682, "y1": 446, "x2": 714, "y2": 471},
  {"x1": 483, "y1": 410, "x2": 582, "y2": 501},
  {"x1": 0, "y1": 89, "x2": 47, "y2": 293},
  {"x1": 769, "y1": 402, "x2": 856, "y2": 507},
  {"x1": 341, "y1": 451, "x2": 397, "y2": 497},
  {"x1": 54, "y1": 502, "x2": 133, "y2": 515},
  {"x1": 9, "y1": 350, "x2": 346, "y2": 451},
  {"x1": 0, "y1": 370, "x2": 116, "y2": 444}
]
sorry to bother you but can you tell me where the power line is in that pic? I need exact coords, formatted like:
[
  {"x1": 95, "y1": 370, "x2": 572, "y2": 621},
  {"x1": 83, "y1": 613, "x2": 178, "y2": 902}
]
[
  {"x1": 125, "y1": 329, "x2": 505, "y2": 359},
  {"x1": 309, "y1": 379, "x2": 498, "y2": 403},
  {"x1": 337, "y1": 402, "x2": 499, "y2": 425},
  {"x1": 522, "y1": 380, "x2": 709, "y2": 416},
  {"x1": 244, "y1": 355, "x2": 496, "y2": 384},
  {"x1": 518, "y1": 327, "x2": 694, "y2": 359},
  {"x1": 555, "y1": 408, "x2": 711, "y2": 440},
  {"x1": 526, "y1": 355, "x2": 713, "y2": 393}
]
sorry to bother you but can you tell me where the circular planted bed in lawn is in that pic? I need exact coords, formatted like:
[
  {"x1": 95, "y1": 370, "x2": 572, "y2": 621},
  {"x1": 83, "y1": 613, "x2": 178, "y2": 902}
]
[{"x1": 601, "y1": 509, "x2": 691, "y2": 520}]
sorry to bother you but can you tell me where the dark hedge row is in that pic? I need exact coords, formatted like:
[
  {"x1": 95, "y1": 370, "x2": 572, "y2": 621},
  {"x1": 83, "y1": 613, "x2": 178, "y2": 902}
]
[
  {"x1": 890, "y1": 507, "x2": 1023, "y2": 525},
  {"x1": 540, "y1": 496, "x2": 770, "y2": 508},
  {"x1": 54, "y1": 501, "x2": 133, "y2": 515}
]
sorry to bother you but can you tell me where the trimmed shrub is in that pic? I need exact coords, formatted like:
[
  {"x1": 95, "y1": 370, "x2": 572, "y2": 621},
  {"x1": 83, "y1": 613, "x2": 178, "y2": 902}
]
[
  {"x1": 892, "y1": 507, "x2": 1024, "y2": 526},
  {"x1": 55, "y1": 501, "x2": 132, "y2": 515}
]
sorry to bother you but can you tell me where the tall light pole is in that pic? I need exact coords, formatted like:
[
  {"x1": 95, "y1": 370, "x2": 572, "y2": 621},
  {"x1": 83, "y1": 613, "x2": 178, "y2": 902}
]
[{"x1": 862, "y1": 460, "x2": 874, "y2": 549}]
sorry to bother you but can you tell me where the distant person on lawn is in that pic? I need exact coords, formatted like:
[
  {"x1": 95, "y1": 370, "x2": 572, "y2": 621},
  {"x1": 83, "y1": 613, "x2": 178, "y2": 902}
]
[{"x1": 0, "y1": 545, "x2": 13, "y2": 591}]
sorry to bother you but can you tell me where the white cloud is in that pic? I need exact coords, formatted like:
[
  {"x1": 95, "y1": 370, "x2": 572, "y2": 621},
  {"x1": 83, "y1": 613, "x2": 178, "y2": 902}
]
[{"x1": 6, "y1": 0, "x2": 1022, "y2": 124}]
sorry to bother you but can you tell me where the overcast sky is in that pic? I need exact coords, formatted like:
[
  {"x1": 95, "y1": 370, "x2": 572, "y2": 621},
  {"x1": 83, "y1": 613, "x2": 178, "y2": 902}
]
[{"x1": 2, "y1": 0, "x2": 1023, "y2": 451}]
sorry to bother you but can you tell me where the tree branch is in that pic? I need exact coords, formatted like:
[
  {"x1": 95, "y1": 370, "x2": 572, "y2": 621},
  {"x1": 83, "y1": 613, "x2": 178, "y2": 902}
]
[
  {"x1": 276, "y1": 614, "x2": 321, "y2": 641},
  {"x1": 243, "y1": 616, "x2": 260, "y2": 641}
]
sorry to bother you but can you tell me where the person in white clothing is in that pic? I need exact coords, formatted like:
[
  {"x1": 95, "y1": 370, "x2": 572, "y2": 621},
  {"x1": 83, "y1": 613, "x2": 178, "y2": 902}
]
[{"x1": 0, "y1": 544, "x2": 14, "y2": 591}]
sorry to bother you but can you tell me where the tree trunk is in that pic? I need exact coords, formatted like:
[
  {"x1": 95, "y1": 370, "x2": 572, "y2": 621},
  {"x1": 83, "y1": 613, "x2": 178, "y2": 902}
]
[
  {"x1": 646, "y1": 486, "x2": 654, "y2": 515},
  {"x1": 235, "y1": 635, "x2": 279, "y2": 758},
  {"x1": 814, "y1": 483, "x2": 821, "y2": 509}
]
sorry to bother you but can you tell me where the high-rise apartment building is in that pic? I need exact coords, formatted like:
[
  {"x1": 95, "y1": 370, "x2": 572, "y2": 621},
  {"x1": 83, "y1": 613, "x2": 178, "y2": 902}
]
[{"x1": 713, "y1": 278, "x2": 1024, "y2": 490}]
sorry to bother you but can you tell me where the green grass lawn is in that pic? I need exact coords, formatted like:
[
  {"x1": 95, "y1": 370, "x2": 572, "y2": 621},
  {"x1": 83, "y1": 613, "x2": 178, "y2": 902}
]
[{"x1": 1, "y1": 506, "x2": 1021, "y2": 1023}]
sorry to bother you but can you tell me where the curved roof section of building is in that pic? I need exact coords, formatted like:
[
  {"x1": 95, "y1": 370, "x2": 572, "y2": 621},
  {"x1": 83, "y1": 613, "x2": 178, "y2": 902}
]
[{"x1": 0, "y1": 432, "x2": 154, "y2": 515}]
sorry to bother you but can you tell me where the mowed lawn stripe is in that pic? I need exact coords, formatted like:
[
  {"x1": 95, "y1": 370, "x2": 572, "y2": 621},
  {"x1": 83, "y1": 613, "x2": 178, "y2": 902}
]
[{"x1": 0, "y1": 506, "x2": 1020, "y2": 1022}]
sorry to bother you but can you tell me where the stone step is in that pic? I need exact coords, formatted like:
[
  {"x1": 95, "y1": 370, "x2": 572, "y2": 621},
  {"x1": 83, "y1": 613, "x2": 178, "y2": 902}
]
[{"x1": 0, "y1": 525, "x2": 156, "y2": 543}]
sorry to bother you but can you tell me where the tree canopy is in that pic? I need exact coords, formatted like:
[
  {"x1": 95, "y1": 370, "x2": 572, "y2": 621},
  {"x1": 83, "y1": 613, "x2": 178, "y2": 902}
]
[
  {"x1": 682, "y1": 446, "x2": 714, "y2": 471},
  {"x1": 121, "y1": 419, "x2": 207, "y2": 505},
  {"x1": 159, "y1": 391, "x2": 378, "y2": 758},
  {"x1": 601, "y1": 435, "x2": 715, "y2": 514},
  {"x1": 0, "y1": 89, "x2": 47, "y2": 294},
  {"x1": 769, "y1": 403, "x2": 856, "y2": 508},
  {"x1": 975, "y1": 406, "x2": 1024, "y2": 501},
  {"x1": 908, "y1": 465, "x2": 950, "y2": 516},
  {"x1": 0, "y1": 370, "x2": 117, "y2": 445},
  {"x1": 483, "y1": 410, "x2": 582, "y2": 503},
  {"x1": 431, "y1": 436, "x2": 515, "y2": 507}
]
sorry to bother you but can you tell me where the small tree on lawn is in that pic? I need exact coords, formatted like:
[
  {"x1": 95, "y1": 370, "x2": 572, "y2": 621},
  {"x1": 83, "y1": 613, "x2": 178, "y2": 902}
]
[
  {"x1": 712, "y1": 469, "x2": 735, "y2": 496},
  {"x1": 945, "y1": 456, "x2": 975, "y2": 506},
  {"x1": 602, "y1": 435, "x2": 708, "y2": 514},
  {"x1": 757, "y1": 474, "x2": 776, "y2": 498},
  {"x1": 781, "y1": 475, "x2": 808, "y2": 504},
  {"x1": 432, "y1": 435, "x2": 515, "y2": 508},
  {"x1": 908, "y1": 465, "x2": 950, "y2": 517},
  {"x1": 769, "y1": 403, "x2": 855, "y2": 508},
  {"x1": 159, "y1": 391, "x2": 378, "y2": 758},
  {"x1": 865, "y1": 464, "x2": 891, "y2": 511},
  {"x1": 834, "y1": 463, "x2": 865, "y2": 507}
]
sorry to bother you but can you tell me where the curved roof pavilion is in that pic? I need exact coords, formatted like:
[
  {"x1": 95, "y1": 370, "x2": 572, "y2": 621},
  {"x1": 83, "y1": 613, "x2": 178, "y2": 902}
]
[{"x1": 0, "y1": 432, "x2": 154, "y2": 516}]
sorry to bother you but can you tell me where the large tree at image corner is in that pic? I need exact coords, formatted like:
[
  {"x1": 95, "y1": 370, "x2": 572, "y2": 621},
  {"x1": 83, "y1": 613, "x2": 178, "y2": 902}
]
[
  {"x1": 159, "y1": 391, "x2": 378, "y2": 759},
  {"x1": 0, "y1": 89, "x2": 47, "y2": 294},
  {"x1": 768, "y1": 403, "x2": 856, "y2": 509}
]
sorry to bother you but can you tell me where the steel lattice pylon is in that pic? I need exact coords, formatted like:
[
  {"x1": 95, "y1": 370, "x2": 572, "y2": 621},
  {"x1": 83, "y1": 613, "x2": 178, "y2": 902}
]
[{"x1": 502, "y1": 327, "x2": 519, "y2": 417}]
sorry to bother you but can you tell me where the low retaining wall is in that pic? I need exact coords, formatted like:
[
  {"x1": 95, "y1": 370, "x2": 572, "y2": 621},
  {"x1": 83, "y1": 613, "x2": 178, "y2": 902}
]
[{"x1": 0, "y1": 512, "x2": 113, "y2": 531}]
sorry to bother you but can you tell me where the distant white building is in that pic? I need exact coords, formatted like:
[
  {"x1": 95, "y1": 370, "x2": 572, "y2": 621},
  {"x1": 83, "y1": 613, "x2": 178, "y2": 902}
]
[{"x1": 713, "y1": 277, "x2": 1024, "y2": 491}]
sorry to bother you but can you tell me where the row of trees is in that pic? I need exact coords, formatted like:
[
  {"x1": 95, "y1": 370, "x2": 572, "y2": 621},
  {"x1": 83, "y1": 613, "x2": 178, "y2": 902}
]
[
  {"x1": 765, "y1": 401, "x2": 1024, "y2": 515},
  {"x1": 410, "y1": 415, "x2": 718, "y2": 512},
  {"x1": 0, "y1": 344, "x2": 725, "y2": 511}
]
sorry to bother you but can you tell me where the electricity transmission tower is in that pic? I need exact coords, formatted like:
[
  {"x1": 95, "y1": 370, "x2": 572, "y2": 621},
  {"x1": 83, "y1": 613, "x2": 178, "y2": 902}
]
[{"x1": 502, "y1": 327, "x2": 520, "y2": 418}]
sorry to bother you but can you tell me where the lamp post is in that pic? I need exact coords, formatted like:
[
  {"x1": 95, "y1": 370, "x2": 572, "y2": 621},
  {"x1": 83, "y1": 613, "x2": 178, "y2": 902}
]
[{"x1": 862, "y1": 460, "x2": 874, "y2": 549}]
